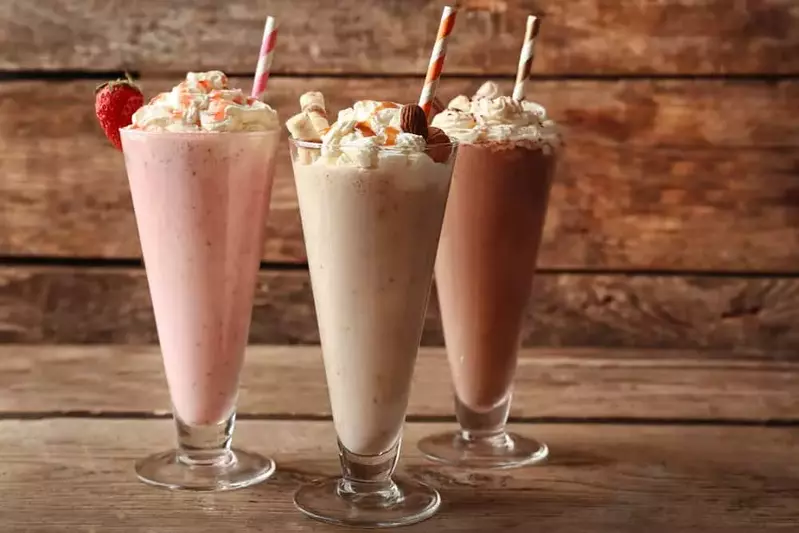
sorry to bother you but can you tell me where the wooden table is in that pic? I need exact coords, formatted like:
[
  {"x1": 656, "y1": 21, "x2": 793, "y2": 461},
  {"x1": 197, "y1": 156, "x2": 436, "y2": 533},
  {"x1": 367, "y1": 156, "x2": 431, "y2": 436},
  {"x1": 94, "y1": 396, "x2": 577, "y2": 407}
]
[{"x1": 2, "y1": 345, "x2": 798, "y2": 532}]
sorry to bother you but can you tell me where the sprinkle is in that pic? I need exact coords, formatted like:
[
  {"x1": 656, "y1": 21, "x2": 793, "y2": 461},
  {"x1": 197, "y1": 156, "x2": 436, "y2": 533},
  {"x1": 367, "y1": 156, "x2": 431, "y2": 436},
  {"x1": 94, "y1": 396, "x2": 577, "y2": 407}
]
[{"x1": 213, "y1": 103, "x2": 229, "y2": 121}]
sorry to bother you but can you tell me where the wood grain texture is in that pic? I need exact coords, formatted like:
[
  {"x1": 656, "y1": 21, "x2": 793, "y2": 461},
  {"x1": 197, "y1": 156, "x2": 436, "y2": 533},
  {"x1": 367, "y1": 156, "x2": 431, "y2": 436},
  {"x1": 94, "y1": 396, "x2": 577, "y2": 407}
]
[
  {"x1": 2, "y1": 345, "x2": 797, "y2": 421},
  {"x1": 1, "y1": 0, "x2": 797, "y2": 75},
  {"x1": 3, "y1": 267, "x2": 799, "y2": 351},
  {"x1": 3, "y1": 419, "x2": 798, "y2": 532},
  {"x1": 2, "y1": 77, "x2": 798, "y2": 270}
]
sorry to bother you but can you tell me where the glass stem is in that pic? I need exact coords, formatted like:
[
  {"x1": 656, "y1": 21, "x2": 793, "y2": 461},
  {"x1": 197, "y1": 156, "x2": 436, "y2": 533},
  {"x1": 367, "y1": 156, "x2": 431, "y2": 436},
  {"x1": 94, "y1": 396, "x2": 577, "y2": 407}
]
[
  {"x1": 175, "y1": 411, "x2": 236, "y2": 467},
  {"x1": 336, "y1": 438, "x2": 402, "y2": 504},
  {"x1": 455, "y1": 393, "x2": 512, "y2": 442}
]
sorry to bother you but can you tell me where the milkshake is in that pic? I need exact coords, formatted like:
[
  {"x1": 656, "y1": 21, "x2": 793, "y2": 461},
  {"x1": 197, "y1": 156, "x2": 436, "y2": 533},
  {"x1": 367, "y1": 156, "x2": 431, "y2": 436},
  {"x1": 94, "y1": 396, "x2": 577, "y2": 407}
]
[
  {"x1": 287, "y1": 95, "x2": 456, "y2": 526},
  {"x1": 120, "y1": 71, "x2": 280, "y2": 490},
  {"x1": 418, "y1": 81, "x2": 561, "y2": 468},
  {"x1": 295, "y1": 159, "x2": 450, "y2": 455}
]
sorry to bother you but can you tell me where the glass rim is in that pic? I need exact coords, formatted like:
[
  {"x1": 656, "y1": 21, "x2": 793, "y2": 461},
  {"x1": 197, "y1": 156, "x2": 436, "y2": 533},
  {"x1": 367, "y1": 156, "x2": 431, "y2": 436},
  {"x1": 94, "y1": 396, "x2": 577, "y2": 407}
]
[
  {"x1": 289, "y1": 138, "x2": 459, "y2": 150},
  {"x1": 119, "y1": 127, "x2": 281, "y2": 138}
]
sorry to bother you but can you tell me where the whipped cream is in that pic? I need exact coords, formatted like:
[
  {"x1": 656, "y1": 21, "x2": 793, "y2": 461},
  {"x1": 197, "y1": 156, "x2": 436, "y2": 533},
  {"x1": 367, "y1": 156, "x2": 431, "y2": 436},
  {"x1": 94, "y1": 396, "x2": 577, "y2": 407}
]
[
  {"x1": 317, "y1": 100, "x2": 428, "y2": 168},
  {"x1": 431, "y1": 81, "x2": 559, "y2": 145},
  {"x1": 128, "y1": 71, "x2": 279, "y2": 132}
]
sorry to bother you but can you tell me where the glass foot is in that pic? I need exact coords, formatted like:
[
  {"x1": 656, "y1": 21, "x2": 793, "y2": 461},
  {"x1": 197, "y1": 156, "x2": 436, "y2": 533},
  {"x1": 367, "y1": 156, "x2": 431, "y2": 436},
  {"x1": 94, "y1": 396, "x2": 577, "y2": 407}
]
[
  {"x1": 418, "y1": 430, "x2": 548, "y2": 469},
  {"x1": 294, "y1": 477, "x2": 441, "y2": 528},
  {"x1": 135, "y1": 448, "x2": 276, "y2": 491}
]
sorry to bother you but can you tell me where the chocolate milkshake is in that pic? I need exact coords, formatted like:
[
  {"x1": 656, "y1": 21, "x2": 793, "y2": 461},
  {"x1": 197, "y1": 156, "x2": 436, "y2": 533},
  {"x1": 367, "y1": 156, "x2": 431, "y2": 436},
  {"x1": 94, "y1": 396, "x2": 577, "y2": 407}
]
[
  {"x1": 436, "y1": 143, "x2": 556, "y2": 413},
  {"x1": 287, "y1": 96, "x2": 455, "y2": 526},
  {"x1": 419, "y1": 82, "x2": 561, "y2": 468}
]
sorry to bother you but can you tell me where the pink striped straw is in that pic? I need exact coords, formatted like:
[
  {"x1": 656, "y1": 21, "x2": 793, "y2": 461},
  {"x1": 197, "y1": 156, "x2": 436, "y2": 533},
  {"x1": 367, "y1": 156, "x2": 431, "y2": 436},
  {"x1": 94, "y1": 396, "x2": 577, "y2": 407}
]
[
  {"x1": 418, "y1": 6, "x2": 458, "y2": 118},
  {"x1": 251, "y1": 16, "x2": 278, "y2": 101},
  {"x1": 512, "y1": 15, "x2": 542, "y2": 101}
]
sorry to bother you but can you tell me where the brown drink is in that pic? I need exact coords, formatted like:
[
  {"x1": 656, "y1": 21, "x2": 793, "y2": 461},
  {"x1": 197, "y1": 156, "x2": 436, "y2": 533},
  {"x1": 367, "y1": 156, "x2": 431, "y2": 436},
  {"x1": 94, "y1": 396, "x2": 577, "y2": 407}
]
[
  {"x1": 437, "y1": 142, "x2": 555, "y2": 412},
  {"x1": 419, "y1": 82, "x2": 560, "y2": 468}
]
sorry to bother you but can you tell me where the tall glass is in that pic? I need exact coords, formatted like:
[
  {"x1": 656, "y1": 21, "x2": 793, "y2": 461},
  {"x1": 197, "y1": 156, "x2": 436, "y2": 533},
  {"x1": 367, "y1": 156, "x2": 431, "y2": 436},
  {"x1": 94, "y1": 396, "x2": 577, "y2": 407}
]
[
  {"x1": 418, "y1": 140, "x2": 557, "y2": 469},
  {"x1": 120, "y1": 129, "x2": 280, "y2": 490},
  {"x1": 289, "y1": 139, "x2": 457, "y2": 527}
]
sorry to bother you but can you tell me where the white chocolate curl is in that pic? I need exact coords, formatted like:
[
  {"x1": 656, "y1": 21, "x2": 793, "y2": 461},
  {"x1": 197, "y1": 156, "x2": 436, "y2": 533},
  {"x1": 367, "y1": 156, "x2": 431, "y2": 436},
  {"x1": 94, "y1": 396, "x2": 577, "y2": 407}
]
[
  {"x1": 286, "y1": 91, "x2": 331, "y2": 141},
  {"x1": 299, "y1": 91, "x2": 330, "y2": 135},
  {"x1": 286, "y1": 112, "x2": 320, "y2": 141}
]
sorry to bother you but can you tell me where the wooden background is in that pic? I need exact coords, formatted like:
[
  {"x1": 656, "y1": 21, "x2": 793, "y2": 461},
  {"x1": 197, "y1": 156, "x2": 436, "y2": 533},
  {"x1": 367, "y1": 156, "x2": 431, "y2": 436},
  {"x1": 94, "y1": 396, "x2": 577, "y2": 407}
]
[{"x1": 1, "y1": 0, "x2": 798, "y2": 351}]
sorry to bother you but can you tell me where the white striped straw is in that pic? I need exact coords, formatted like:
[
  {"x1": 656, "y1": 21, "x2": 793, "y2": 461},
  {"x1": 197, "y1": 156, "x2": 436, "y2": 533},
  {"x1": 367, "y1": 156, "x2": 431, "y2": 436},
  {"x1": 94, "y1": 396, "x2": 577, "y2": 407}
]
[
  {"x1": 251, "y1": 16, "x2": 278, "y2": 101},
  {"x1": 512, "y1": 15, "x2": 542, "y2": 102},
  {"x1": 418, "y1": 6, "x2": 458, "y2": 118}
]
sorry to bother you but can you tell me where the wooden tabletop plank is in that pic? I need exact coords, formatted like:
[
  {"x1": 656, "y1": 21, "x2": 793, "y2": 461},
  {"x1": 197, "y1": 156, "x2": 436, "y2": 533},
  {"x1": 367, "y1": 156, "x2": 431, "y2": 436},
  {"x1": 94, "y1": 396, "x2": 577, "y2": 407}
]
[
  {"x1": 2, "y1": 345, "x2": 797, "y2": 421},
  {"x1": 2, "y1": 78, "x2": 798, "y2": 270},
  {"x1": 3, "y1": 267, "x2": 799, "y2": 351},
  {"x1": 2, "y1": 419, "x2": 797, "y2": 532},
  {"x1": 1, "y1": 0, "x2": 796, "y2": 75}
]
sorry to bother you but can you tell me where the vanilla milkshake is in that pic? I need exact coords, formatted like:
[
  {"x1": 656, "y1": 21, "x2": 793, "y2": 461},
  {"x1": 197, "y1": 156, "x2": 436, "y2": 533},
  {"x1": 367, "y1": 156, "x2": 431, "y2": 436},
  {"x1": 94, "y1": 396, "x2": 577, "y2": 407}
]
[
  {"x1": 121, "y1": 71, "x2": 280, "y2": 490},
  {"x1": 289, "y1": 100, "x2": 454, "y2": 455},
  {"x1": 287, "y1": 96, "x2": 456, "y2": 523},
  {"x1": 419, "y1": 82, "x2": 561, "y2": 468}
]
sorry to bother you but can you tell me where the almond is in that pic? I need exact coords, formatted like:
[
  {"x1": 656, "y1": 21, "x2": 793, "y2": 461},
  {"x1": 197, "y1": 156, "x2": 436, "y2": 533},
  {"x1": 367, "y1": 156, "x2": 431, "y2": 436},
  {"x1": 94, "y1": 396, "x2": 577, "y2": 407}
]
[
  {"x1": 399, "y1": 104, "x2": 429, "y2": 138},
  {"x1": 426, "y1": 126, "x2": 452, "y2": 164}
]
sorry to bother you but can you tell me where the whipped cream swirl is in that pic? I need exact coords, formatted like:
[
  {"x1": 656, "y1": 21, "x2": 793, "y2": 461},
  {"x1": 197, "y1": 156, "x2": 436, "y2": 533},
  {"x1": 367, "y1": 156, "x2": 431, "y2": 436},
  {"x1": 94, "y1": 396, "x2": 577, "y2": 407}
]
[
  {"x1": 128, "y1": 71, "x2": 279, "y2": 132},
  {"x1": 431, "y1": 81, "x2": 559, "y2": 145},
  {"x1": 319, "y1": 100, "x2": 428, "y2": 167}
]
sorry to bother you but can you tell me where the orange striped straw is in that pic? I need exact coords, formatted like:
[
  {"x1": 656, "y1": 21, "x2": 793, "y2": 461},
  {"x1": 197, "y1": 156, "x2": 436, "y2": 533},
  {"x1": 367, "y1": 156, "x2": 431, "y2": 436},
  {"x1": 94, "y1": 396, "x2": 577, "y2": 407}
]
[
  {"x1": 418, "y1": 6, "x2": 458, "y2": 118},
  {"x1": 251, "y1": 16, "x2": 278, "y2": 101},
  {"x1": 512, "y1": 15, "x2": 542, "y2": 101}
]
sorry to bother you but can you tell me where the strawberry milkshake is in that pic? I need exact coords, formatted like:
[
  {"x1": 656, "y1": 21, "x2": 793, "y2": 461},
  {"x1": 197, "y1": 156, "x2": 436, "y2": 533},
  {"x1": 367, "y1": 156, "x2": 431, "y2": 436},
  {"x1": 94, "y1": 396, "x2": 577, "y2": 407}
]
[
  {"x1": 418, "y1": 81, "x2": 561, "y2": 468},
  {"x1": 119, "y1": 71, "x2": 280, "y2": 491},
  {"x1": 287, "y1": 95, "x2": 455, "y2": 526}
]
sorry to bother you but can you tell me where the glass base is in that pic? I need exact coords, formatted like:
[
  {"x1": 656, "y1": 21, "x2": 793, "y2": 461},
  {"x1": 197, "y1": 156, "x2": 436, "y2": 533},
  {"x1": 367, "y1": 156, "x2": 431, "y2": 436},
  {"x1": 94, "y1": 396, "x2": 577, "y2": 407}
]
[
  {"x1": 418, "y1": 430, "x2": 549, "y2": 469},
  {"x1": 294, "y1": 477, "x2": 441, "y2": 528},
  {"x1": 135, "y1": 448, "x2": 276, "y2": 491}
]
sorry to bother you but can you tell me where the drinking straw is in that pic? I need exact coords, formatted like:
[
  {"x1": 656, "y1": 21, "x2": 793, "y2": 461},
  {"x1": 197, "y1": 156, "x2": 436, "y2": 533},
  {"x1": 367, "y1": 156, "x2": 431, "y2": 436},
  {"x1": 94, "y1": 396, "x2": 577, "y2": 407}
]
[
  {"x1": 251, "y1": 16, "x2": 278, "y2": 100},
  {"x1": 512, "y1": 15, "x2": 542, "y2": 101},
  {"x1": 418, "y1": 6, "x2": 459, "y2": 118}
]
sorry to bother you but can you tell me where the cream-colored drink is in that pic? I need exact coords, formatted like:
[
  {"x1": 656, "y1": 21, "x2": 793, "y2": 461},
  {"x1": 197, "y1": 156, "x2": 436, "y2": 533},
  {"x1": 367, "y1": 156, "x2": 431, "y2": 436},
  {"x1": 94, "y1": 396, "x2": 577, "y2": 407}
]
[{"x1": 288, "y1": 99, "x2": 455, "y2": 455}]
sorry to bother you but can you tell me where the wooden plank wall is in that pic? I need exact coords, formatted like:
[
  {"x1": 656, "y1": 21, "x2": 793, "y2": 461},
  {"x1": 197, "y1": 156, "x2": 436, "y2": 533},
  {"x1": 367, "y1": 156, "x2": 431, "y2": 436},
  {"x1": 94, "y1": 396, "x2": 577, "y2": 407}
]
[{"x1": 1, "y1": 0, "x2": 798, "y2": 350}]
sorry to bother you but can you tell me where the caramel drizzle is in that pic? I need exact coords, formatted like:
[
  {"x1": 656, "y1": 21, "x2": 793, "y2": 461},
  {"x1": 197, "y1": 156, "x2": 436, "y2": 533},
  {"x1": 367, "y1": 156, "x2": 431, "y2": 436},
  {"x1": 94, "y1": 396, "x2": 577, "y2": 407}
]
[
  {"x1": 384, "y1": 127, "x2": 399, "y2": 145},
  {"x1": 355, "y1": 122, "x2": 376, "y2": 137},
  {"x1": 351, "y1": 102, "x2": 401, "y2": 143},
  {"x1": 374, "y1": 101, "x2": 400, "y2": 113}
]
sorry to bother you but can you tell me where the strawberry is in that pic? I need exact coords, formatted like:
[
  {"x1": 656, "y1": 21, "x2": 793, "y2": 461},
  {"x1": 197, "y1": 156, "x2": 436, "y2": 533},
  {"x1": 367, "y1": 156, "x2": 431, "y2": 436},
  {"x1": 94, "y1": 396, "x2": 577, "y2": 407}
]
[{"x1": 94, "y1": 75, "x2": 144, "y2": 150}]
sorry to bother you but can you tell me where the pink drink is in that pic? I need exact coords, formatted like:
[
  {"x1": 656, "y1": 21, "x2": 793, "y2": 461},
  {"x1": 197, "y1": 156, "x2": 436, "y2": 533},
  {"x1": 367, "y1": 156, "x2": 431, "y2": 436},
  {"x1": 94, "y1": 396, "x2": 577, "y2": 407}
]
[
  {"x1": 121, "y1": 130, "x2": 279, "y2": 425},
  {"x1": 121, "y1": 71, "x2": 279, "y2": 491}
]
